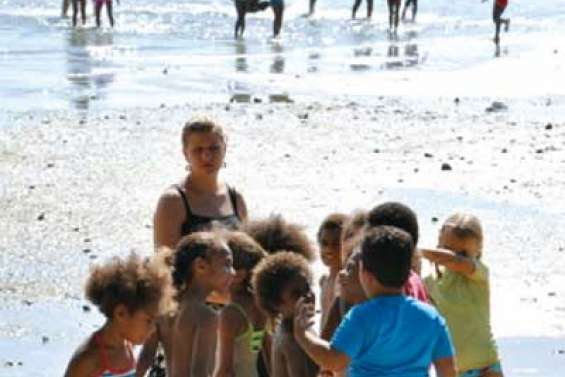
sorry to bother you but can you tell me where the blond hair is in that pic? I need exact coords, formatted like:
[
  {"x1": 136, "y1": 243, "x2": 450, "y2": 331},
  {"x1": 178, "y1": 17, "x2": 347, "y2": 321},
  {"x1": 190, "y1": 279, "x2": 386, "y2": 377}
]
[
  {"x1": 441, "y1": 213, "x2": 484, "y2": 255},
  {"x1": 181, "y1": 117, "x2": 226, "y2": 148}
]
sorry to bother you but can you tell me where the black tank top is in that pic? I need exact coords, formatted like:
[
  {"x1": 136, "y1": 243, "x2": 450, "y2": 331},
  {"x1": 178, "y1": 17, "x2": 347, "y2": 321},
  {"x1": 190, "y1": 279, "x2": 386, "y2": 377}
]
[{"x1": 175, "y1": 184, "x2": 242, "y2": 236}]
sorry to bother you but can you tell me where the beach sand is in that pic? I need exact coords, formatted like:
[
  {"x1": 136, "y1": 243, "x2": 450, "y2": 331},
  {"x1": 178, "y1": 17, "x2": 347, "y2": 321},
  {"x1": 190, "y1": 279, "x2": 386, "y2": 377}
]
[{"x1": 1, "y1": 96, "x2": 565, "y2": 376}]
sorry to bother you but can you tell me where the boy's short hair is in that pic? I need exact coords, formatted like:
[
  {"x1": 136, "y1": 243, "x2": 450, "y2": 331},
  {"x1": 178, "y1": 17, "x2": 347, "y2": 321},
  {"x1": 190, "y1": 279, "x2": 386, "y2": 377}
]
[
  {"x1": 367, "y1": 202, "x2": 419, "y2": 245},
  {"x1": 252, "y1": 251, "x2": 313, "y2": 317},
  {"x1": 243, "y1": 215, "x2": 315, "y2": 261},
  {"x1": 317, "y1": 213, "x2": 349, "y2": 243},
  {"x1": 85, "y1": 253, "x2": 171, "y2": 318},
  {"x1": 226, "y1": 231, "x2": 268, "y2": 271},
  {"x1": 360, "y1": 226, "x2": 414, "y2": 288}
]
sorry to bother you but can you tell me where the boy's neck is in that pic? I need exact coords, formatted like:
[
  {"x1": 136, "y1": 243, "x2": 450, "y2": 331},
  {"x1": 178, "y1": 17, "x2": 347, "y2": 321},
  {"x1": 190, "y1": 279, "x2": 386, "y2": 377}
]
[
  {"x1": 366, "y1": 286, "x2": 403, "y2": 299},
  {"x1": 98, "y1": 321, "x2": 126, "y2": 348},
  {"x1": 328, "y1": 266, "x2": 340, "y2": 277},
  {"x1": 184, "y1": 280, "x2": 213, "y2": 302}
]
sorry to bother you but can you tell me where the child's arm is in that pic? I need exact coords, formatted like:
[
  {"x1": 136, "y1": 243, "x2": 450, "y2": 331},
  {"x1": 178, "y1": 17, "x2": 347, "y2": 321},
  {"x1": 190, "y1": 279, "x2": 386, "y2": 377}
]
[
  {"x1": 261, "y1": 332, "x2": 273, "y2": 376},
  {"x1": 293, "y1": 298, "x2": 350, "y2": 372},
  {"x1": 320, "y1": 298, "x2": 341, "y2": 340},
  {"x1": 136, "y1": 329, "x2": 159, "y2": 377},
  {"x1": 433, "y1": 356, "x2": 457, "y2": 377},
  {"x1": 213, "y1": 307, "x2": 245, "y2": 377},
  {"x1": 272, "y1": 337, "x2": 290, "y2": 377},
  {"x1": 421, "y1": 248, "x2": 476, "y2": 276}
]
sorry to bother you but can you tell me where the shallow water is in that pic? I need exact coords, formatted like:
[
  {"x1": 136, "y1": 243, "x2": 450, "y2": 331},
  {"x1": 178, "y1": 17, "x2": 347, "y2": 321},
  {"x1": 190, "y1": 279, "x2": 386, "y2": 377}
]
[{"x1": 1, "y1": 0, "x2": 565, "y2": 112}]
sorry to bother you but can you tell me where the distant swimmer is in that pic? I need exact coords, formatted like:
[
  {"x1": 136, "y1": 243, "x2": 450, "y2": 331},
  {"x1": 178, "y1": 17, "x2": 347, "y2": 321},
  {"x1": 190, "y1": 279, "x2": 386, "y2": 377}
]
[
  {"x1": 234, "y1": 0, "x2": 271, "y2": 39},
  {"x1": 387, "y1": 0, "x2": 401, "y2": 34},
  {"x1": 401, "y1": 0, "x2": 417, "y2": 22},
  {"x1": 484, "y1": 0, "x2": 510, "y2": 45},
  {"x1": 71, "y1": 0, "x2": 87, "y2": 27},
  {"x1": 95, "y1": 0, "x2": 119, "y2": 28},
  {"x1": 352, "y1": 0, "x2": 373, "y2": 19},
  {"x1": 271, "y1": 0, "x2": 284, "y2": 38}
]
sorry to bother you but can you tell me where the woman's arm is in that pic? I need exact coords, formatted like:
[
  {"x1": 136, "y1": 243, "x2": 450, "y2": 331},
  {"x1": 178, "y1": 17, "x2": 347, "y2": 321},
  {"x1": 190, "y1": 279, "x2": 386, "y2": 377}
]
[
  {"x1": 153, "y1": 189, "x2": 185, "y2": 250},
  {"x1": 433, "y1": 356, "x2": 457, "y2": 377},
  {"x1": 421, "y1": 248, "x2": 476, "y2": 276}
]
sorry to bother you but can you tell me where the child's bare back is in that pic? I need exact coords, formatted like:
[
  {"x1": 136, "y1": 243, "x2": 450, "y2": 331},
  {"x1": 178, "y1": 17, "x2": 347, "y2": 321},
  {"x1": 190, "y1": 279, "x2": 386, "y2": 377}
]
[{"x1": 272, "y1": 321, "x2": 319, "y2": 377}]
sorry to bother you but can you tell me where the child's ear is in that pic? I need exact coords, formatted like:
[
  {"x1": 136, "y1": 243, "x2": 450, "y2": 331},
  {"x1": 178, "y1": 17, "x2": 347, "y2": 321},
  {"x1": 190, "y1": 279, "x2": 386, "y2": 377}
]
[
  {"x1": 114, "y1": 304, "x2": 129, "y2": 321},
  {"x1": 194, "y1": 256, "x2": 209, "y2": 274}
]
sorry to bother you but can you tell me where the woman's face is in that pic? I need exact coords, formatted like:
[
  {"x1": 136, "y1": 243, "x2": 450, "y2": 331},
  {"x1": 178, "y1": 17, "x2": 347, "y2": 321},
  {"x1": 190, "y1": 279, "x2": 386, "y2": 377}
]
[{"x1": 184, "y1": 132, "x2": 226, "y2": 176}]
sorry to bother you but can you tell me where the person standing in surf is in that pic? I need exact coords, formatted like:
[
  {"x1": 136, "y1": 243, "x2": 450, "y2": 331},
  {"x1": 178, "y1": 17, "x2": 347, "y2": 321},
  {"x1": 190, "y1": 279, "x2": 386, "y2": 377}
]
[
  {"x1": 401, "y1": 0, "x2": 417, "y2": 22},
  {"x1": 271, "y1": 0, "x2": 284, "y2": 37},
  {"x1": 234, "y1": 0, "x2": 271, "y2": 39},
  {"x1": 484, "y1": 0, "x2": 510, "y2": 45},
  {"x1": 352, "y1": 0, "x2": 373, "y2": 19}
]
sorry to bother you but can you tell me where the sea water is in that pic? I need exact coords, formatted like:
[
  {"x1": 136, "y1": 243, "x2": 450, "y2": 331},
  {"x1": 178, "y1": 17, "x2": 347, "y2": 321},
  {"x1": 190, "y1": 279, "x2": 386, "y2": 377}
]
[{"x1": 1, "y1": 0, "x2": 565, "y2": 112}]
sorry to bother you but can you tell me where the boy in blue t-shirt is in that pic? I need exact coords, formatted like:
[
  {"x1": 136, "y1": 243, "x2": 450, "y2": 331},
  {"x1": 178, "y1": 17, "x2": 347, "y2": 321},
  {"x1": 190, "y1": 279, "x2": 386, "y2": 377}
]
[{"x1": 293, "y1": 225, "x2": 457, "y2": 377}]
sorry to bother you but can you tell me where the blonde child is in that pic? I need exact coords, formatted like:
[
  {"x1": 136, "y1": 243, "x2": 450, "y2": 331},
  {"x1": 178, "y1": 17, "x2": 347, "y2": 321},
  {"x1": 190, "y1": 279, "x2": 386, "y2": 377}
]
[
  {"x1": 252, "y1": 252, "x2": 319, "y2": 377},
  {"x1": 423, "y1": 213, "x2": 503, "y2": 377},
  {"x1": 317, "y1": 213, "x2": 348, "y2": 332},
  {"x1": 170, "y1": 232, "x2": 235, "y2": 377},
  {"x1": 64, "y1": 253, "x2": 171, "y2": 377},
  {"x1": 214, "y1": 231, "x2": 270, "y2": 377}
]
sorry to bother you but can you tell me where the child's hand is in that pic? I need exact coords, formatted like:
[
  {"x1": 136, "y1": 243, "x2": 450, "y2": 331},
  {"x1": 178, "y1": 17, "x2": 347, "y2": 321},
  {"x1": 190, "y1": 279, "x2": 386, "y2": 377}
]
[{"x1": 293, "y1": 296, "x2": 316, "y2": 338}]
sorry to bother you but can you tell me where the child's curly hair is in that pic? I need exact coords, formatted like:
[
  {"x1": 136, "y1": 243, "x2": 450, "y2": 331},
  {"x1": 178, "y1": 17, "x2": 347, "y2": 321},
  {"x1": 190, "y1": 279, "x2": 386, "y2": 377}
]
[
  {"x1": 317, "y1": 213, "x2": 349, "y2": 244},
  {"x1": 243, "y1": 215, "x2": 315, "y2": 261},
  {"x1": 252, "y1": 251, "x2": 313, "y2": 318},
  {"x1": 171, "y1": 232, "x2": 226, "y2": 293},
  {"x1": 85, "y1": 253, "x2": 171, "y2": 319},
  {"x1": 227, "y1": 231, "x2": 268, "y2": 271}
]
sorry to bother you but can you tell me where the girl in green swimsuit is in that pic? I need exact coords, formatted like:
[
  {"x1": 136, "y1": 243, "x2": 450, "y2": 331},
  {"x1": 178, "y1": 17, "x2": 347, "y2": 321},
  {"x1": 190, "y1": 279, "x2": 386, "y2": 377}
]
[{"x1": 214, "y1": 232, "x2": 271, "y2": 377}]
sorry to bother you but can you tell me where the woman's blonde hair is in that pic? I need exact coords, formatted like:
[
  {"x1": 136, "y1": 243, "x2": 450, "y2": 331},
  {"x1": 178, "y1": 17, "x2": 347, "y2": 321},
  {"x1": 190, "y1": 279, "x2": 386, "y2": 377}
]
[
  {"x1": 181, "y1": 117, "x2": 226, "y2": 148},
  {"x1": 441, "y1": 213, "x2": 484, "y2": 255}
]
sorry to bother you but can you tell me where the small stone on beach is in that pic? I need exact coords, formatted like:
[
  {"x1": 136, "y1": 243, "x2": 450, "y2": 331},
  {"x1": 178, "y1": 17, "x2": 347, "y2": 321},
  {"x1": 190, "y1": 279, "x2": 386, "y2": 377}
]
[
  {"x1": 424, "y1": 152, "x2": 433, "y2": 158},
  {"x1": 82, "y1": 305, "x2": 91, "y2": 312},
  {"x1": 545, "y1": 123, "x2": 553, "y2": 130},
  {"x1": 41, "y1": 336, "x2": 49, "y2": 344},
  {"x1": 485, "y1": 101, "x2": 507, "y2": 113},
  {"x1": 37, "y1": 213, "x2": 45, "y2": 221},
  {"x1": 441, "y1": 163, "x2": 452, "y2": 171}
]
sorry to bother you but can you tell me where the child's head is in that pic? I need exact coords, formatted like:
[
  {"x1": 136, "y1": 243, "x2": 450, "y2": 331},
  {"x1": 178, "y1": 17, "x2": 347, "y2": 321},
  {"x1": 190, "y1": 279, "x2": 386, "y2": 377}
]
[
  {"x1": 439, "y1": 213, "x2": 483, "y2": 259},
  {"x1": 367, "y1": 202, "x2": 419, "y2": 245},
  {"x1": 243, "y1": 215, "x2": 315, "y2": 261},
  {"x1": 340, "y1": 210, "x2": 367, "y2": 265},
  {"x1": 338, "y1": 250, "x2": 366, "y2": 305},
  {"x1": 317, "y1": 213, "x2": 348, "y2": 270},
  {"x1": 252, "y1": 251, "x2": 313, "y2": 319},
  {"x1": 226, "y1": 231, "x2": 268, "y2": 294},
  {"x1": 359, "y1": 226, "x2": 414, "y2": 296},
  {"x1": 85, "y1": 253, "x2": 171, "y2": 345},
  {"x1": 172, "y1": 231, "x2": 235, "y2": 295}
]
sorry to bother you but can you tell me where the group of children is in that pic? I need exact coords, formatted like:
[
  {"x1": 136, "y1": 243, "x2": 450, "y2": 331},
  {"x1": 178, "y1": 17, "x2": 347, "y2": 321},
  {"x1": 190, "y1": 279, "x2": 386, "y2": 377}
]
[
  {"x1": 61, "y1": 0, "x2": 510, "y2": 45},
  {"x1": 65, "y1": 201, "x2": 503, "y2": 377}
]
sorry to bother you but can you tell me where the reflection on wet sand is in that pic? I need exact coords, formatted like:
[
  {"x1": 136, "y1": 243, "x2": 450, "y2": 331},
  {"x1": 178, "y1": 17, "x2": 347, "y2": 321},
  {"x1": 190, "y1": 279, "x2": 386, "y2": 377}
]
[
  {"x1": 65, "y1": 29, "x2": 115, "y2": 110},
  {"x1": 270, "y1": 43, "x2": 285, "y2": 74},
  {"x1": 234, "y1": 42, "x2": 248, "y2": 73}
]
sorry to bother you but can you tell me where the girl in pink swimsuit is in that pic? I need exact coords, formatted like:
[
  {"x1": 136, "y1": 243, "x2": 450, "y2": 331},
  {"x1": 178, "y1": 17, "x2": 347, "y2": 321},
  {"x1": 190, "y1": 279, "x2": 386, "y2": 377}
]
[{"x1": 95, "y1": 0, "x2": 119, "y2": 28}]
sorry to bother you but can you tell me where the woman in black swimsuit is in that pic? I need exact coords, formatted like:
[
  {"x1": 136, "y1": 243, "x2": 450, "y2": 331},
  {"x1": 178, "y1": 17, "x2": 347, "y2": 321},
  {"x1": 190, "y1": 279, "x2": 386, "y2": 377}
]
[{"x1": 153, "y1": 117, "x2": 248, "y2": 250}]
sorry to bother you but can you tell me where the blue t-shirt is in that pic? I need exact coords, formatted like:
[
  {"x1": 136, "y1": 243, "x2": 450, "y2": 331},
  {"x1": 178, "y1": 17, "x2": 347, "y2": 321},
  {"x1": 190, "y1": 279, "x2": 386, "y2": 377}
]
[{"x1": 331, "y1": 295, "x2": 454, "y2": 377}]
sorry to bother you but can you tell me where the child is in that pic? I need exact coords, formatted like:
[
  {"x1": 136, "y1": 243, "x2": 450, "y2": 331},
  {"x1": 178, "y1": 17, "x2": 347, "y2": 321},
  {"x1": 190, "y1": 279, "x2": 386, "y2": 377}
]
[
  {"x1": 367, "y1": 201, "x2": 429, "y2": 302},
  {"x1": 351, "y1": 0, "x2": 373, "y2": 20},
  {"x1": 271, "y1": 0, "x2": 284, "y2": 37},
  {"x1": 252, "y1": 252, "x2": 319, "y2": 377},
  {"x1": 317, "y1": 213, "x2": 348, "y2": 332},
  {"x1": 423, "y1": 213, "x2": 503, "y2": 377},
  {"x1": 234, "y1": 0, "x2": 271, "y2": 39},
  {"x1": 293, "y1": 226, "x2": 457, "y2": 377},
  {"x1": 484, "y1": 0, "x2": 510, "y2": 45},
  {"x1": 170, "y1": 231, "x2": 235, "y2": 377},
  {"x1": 387, "y1": 0, "x2": 401, "y2": 34},
  {"x1": 401, "y1": 0, "x2": 417, "y2": 22},
  {"x1": 243, "y1": 214, "x2": 315, "y2": 261},
  {"x1": 71, "y1": 0, "x2": 87, "y2": 27},
  {"x1": 214, "y1": 231, "x2": 270, "y2": 377},
  {"x1": 95, "y1": 0, "x2": 119, "y2": 28},
  {"x1": 64, "y1": 253, "x2": 171, "y2": 377}
]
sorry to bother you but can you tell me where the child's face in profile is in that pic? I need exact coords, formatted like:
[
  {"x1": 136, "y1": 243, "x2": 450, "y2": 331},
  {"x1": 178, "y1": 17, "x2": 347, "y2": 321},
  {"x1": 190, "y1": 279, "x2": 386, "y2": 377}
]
[
  {"x1": 338, "y1": 251, "x2": 366, "y2": 304},
  {"x1": 205, "y1": 243, "x2": 236, "y2": 294},
  {"x1": 438, "y1": 229, "x2": 481, "y2": 259},
  {"x1": 121, "y1": 305, "x2": 159, "y2": 345},
  {"x1": 319, "y1": 229, "x2": 342, "y2": 270},
  {"x1": 278, "y1": 276, "x2": 314, "y2": 319}
]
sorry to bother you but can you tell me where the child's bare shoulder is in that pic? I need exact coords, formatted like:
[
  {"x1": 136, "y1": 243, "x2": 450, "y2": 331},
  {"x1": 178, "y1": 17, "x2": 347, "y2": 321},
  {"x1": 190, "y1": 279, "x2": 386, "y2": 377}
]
[{"x1": 65, "y1": 337, "x2": 102, "y2": 376}]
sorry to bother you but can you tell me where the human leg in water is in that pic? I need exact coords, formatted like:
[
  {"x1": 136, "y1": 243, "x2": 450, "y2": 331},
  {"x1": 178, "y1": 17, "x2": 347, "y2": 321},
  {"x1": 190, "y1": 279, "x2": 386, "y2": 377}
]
[
  {"x1": 234, "y1": 0, "x2": 246, "y2": 38},
  {"x1": 366, "y1": 0, "x2": 373, "y2": 19},
  {"x1": 271, "y1": 0, "x2": 284, "y2": 37},
  {"x1": 352, "y1": 0, "x2": 362, "y2": 19},
  {"x1": 106, "y1": 0, "x2": 115, "y2": 27}
]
